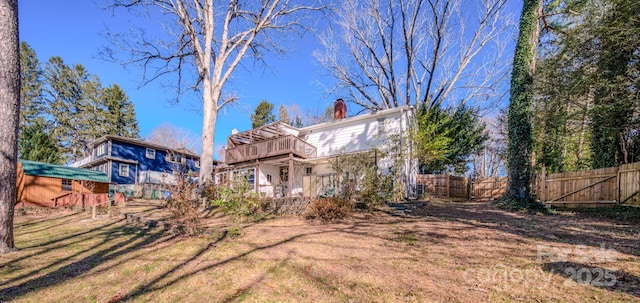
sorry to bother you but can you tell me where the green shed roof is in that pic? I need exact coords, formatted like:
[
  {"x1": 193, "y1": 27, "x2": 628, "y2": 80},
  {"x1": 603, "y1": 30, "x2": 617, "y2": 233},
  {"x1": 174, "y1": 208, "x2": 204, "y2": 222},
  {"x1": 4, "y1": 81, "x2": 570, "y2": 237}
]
[{"x1": 19, "y1": 160, "x2": 109, "y2": 183}]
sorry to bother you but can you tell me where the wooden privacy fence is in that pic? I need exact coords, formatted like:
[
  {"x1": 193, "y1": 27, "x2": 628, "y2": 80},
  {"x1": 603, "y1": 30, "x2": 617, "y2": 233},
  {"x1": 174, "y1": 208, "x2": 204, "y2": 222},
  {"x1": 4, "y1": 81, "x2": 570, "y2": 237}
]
[
  {"x1": 416, "y1": 174, "x2": 470, "y2": 199},
  {"x1": 417, "y1": 160, "x2": 640, "y2": 205},
  {"x1": 416, "y1": 174, "x2": 506, "y2": 200},
  {"x1": 535, "y1": 162, "x2": 640, "y2": 207},
  {"x1": 472, "y1": 177, "x2": 507, "y2": 201}
]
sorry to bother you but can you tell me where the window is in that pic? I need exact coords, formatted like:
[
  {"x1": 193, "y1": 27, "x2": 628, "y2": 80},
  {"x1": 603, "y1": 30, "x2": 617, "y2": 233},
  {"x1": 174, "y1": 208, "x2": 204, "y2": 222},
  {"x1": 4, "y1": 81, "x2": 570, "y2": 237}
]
[
  {"x1": 195, "y1": 160, "x2": 200, "y2": 168},
  {"x1": 280, "y1": 167, "x2": 288, "y2": 182},
  {"x1": 166, "y1": 153, "x2": 182, "y2": 163},
  {"x1": 266, "y1": 174, "x2": 273, "y2": 183},
  {"x1": 247, "y1": 169, "x2": 255, "y2": 186},
  {"x1": 96, "y1": 143, "x2": 106, "y2": 156},
  {"x1": 305, "y1": 167, "x2": 313, "y2": 175},
  {"x1": 119, "y1": 164, "x2": 129, "y2": 177},
  {"x1": 146, "y1": 148, "x2": 156, "y2": 159},
  {"x1": 61, "y1": 179, "x2": 72, "y2": 191},
  {"x1": 377, "y1": 118, "x2": 386, "y2": 134}
]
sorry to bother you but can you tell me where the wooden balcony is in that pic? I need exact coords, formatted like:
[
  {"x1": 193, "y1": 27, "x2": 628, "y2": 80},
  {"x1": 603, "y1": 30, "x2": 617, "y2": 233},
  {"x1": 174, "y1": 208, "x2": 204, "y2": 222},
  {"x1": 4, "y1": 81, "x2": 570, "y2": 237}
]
[{"x1": 225, "y1": 135, "x2": 316, "y2": 164}]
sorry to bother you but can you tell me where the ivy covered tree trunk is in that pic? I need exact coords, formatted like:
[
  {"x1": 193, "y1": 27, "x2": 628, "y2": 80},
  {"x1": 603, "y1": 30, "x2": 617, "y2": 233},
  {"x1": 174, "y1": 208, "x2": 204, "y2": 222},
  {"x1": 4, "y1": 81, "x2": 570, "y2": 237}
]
[
  {"x1": 0, "y1": 0, "x2": 19, "y2": 254},
  {"x1": 504, "y1": 0, "x2": 542, "y2": 205}
]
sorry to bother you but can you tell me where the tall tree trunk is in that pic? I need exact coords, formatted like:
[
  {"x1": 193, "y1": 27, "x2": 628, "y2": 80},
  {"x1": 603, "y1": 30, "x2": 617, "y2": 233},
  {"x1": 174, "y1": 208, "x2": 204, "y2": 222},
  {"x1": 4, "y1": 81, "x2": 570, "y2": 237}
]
[
  {"x1": 505, "y1": 0, "x2": 541, "y2": 203},
  {"x1": 0, "y1": 0, "x2": 19, "y2": 254},
  {"x1": 199, "y1": 79, "x2": 219, "y2": 186}
]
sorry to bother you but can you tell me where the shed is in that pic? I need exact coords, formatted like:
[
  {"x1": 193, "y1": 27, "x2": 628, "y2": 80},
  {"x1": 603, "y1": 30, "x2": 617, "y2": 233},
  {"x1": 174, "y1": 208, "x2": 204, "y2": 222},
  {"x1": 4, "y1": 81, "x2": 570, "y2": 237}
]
[{"x1": 17, "y1": 160, "x2": 110, "y2": 208}]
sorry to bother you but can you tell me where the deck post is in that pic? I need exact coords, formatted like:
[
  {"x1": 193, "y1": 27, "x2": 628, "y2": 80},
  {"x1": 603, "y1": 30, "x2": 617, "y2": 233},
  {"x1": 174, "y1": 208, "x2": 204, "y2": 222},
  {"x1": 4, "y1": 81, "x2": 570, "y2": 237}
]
[
  {"x1": 255, "y1": 160, "x2": 260, "y2": 195},
  {"x1": 288, "y1": 153, "x2": 294, "y2": 197}
]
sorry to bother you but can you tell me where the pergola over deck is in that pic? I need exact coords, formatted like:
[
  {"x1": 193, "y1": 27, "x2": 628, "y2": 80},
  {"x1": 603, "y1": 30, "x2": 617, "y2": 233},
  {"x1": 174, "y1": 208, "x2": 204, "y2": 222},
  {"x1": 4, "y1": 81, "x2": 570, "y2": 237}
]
[{"x1": 225, "y1": 122, "x2": 317, "y2": 165}]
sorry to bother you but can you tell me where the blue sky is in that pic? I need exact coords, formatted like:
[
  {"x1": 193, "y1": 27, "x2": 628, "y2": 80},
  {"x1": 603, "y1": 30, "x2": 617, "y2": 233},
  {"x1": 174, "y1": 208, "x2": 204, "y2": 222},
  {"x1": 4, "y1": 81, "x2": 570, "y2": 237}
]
[
  {"x1": 18, "y1": 0, "x2": 336, "y2": 158},
  {"x1": 19, "y1": 0, "x2": 521, "y2": 159}
]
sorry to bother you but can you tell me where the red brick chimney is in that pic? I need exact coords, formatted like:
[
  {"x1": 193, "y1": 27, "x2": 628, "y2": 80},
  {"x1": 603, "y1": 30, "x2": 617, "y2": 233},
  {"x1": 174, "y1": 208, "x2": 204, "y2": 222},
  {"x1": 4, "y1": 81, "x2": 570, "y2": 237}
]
[{"x1": 334, "y1": 98, "x2": 347, "y2": 120}]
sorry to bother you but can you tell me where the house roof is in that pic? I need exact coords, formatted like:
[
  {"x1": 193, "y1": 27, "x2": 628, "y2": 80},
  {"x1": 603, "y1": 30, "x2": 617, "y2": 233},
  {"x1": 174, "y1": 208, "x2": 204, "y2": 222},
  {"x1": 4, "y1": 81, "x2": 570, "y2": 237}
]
[
  {"x1": 299, "y1": 105, "x2": 414, "y2": 133},
  {"x1": 88, "y1": 135, "x2": 201, "y2": 158},
  {"x1": 19, "y1": 160, "x2": 109, "y2": 183}
]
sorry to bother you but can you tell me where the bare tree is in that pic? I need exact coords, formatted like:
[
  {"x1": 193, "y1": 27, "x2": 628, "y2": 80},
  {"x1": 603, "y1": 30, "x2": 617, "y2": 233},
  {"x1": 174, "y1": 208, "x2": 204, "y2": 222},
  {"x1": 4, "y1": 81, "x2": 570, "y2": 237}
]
[
  {"x1": 215, "y1": 143, "x2": 226, "y2": 163},
  {"x1": 315, "y1": 0, "x2": 513, "y2": 111},
  {"x1": 0, "y1": 0, "x2": 19, "y2": 254},
  {"x1": 105, "y1": 0, "x2": 324, "y2": 185},
  {"x1": 146, "y1": 123, "x2": 200, "y2": 152},
  {"x1": 472, "y1": 115, "x2": 506, "y2": 178}
]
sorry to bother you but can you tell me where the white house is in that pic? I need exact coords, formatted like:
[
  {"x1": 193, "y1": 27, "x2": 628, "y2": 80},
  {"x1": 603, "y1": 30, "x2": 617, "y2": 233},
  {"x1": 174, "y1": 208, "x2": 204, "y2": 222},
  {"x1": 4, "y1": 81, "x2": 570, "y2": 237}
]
[{"x1": 219, "y1": 99, "x2": 417, "y2": 199}]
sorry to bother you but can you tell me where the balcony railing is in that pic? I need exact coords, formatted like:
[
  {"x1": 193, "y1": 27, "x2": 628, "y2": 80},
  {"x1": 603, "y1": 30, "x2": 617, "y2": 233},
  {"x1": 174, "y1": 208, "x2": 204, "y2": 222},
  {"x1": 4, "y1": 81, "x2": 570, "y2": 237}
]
[
  {"x1": 225, "y1": 135, "x2": 316, "y2": 164},
  {"x1": 70, "y1": 156, "x2": 93, "y2": 168}
]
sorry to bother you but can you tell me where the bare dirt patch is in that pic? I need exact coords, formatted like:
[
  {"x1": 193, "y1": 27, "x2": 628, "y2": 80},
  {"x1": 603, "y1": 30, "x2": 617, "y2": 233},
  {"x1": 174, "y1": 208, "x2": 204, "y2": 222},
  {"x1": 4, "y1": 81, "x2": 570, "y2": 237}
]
[{"x1": 1, "y1": 200, "x2": 639, "y2": 302}]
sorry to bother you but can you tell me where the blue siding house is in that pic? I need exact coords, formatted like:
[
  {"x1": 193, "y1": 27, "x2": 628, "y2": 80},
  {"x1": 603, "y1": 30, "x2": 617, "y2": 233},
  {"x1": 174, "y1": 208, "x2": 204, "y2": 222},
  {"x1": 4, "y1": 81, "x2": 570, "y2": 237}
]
[{"x1": 73, "y1": 135, "x2": 205, "y2": 185}]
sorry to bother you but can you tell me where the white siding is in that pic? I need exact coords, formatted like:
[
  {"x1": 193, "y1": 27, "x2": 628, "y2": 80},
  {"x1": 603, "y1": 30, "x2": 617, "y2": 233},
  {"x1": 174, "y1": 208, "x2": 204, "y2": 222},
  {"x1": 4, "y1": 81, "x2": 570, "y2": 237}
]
[
  {"x1": 301, "y1": 109, "x2": 410, "y2": 157},
  {"x1": 299, "y1": 106, "x2": 418, "y2": 197}
]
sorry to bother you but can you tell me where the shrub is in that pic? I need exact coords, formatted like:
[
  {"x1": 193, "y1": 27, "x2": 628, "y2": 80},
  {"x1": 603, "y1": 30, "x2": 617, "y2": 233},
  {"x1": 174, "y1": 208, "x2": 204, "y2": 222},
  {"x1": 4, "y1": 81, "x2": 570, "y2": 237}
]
[
  {"x1": 203, "y1": 182, "x2": 221, "y2": 202},
  {"x1": 305, "y1": 197, "x2": 352, "y2": 222},
  {"x1": 164, "y1": 177, "x2": 201, "y2": 236},
  {"x1": 211, "y1": 175, "x2": 262, "y2": 224},
  {"x1": 358, "y1": 168, "x2": 391, "y2": 209}
]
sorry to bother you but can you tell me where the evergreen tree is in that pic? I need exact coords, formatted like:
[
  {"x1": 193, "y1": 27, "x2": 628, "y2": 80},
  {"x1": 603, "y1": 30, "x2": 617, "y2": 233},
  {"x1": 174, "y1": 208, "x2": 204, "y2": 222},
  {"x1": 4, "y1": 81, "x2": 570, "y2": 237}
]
[
  {"x1": 250, "y1": 100, "x2": 275, "y2": 128},
  {"x1": 278, "y1": 105, "x2": 289, "y2": 124},
  {"x1": 72, "y1": 65, "x2": 105, "y2": 158},
  {"x1": 23, "y1": 53, "x2": 140, "y2": 163},
  {"x1": 19, "y1": 42, "x2": 45, "y2": 130},
  {"x1": 415, "y1": 106, "x2": 454, "y2": 173},
  {"x1": 18, "y1": 122, "x2": 61, "y2": 164},
  {"x1": 416, "y1": 105, "x2": 487, "y2": 174},
  {"x1": 533, "y1": 0, "x2": 640, "y2": 169},
  {"x1": 101, "y1": 84, "x2": 140, "y2": 138},
  {"x1": 43, "y1": 56, "x2": 76, "y2": 162},
  {"x1": 44, "y1": 58, "x2": 106, "y2": 162},
  {"x1": 291, "y1": 115, "x2": 304, "y2": 128},
  {"x1": 502, "y1": 0, "x2": 542, "y2": 208},
  {"x1": 589, "y1": 0, "x2": 640, "y2": 167}
]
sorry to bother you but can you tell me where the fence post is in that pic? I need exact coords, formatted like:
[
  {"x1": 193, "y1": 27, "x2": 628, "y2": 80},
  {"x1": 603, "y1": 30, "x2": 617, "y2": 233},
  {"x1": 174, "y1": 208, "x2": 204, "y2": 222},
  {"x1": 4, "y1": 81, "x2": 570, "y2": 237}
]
[
  {"x1": 446, "y1": 174, "x2": 450, "y2": 197},
  {"x1": 541, "y1": 166, "x2": 547, "y2": 202},
  {"x1": 617, "y1": 166, "x2": 621, "y2": 203},
  {"x1": 92, "y1": 197, "x2": 96, "y2": 219}
]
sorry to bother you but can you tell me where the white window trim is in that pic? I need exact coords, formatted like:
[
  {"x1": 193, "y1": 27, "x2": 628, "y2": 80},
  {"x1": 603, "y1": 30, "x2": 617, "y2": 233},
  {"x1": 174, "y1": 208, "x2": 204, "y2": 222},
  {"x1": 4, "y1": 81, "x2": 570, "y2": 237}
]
[
  {"x1": 377, "y1": 118, "x2": 386, "y2": 134},
  {"x1": 146, "y1": 148, "x2": 156, "y2": 159},
  {"x1": 166, "y1": 153, "x2": 182, "y2": 163},
  {"x1": 119, "y1": 164, "x2": 130, "y2": 177},
  {"x1": 96, "y1": 143, "x2": 106, "y2": 156},
  {"x1": 62, "y1": 179, "x2": 72, "y2": 191},
  {"x1": 195, "y1": 160, "x2": 200, "y2": 168}
]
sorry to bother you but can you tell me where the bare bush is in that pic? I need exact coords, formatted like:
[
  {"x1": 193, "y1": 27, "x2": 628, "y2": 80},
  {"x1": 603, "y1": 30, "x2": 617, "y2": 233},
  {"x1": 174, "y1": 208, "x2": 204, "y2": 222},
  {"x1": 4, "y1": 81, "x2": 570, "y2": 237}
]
[
  {"x1": 164, "y1": 177, "x2": 201, "y2": 236},
  {"x1": 305, "y1": 197, "x2": 353, "y2": 222}
]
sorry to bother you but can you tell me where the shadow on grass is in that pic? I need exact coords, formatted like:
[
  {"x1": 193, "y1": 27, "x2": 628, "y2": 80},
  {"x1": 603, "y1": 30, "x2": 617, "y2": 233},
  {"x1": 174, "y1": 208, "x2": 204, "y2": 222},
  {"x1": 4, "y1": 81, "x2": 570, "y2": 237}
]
[
  {"x1": 415, "y1": 202, "x2": 640, "y2": 258},
  {"x1": 111, "y1": 215, "x2": 445, "y2": 302},
  {"x1": 110, "y1": 226, "x2": 346, "y2": 302},
  {"x1": 542, "y1": 261, "x2": 640, "y2": 297},
  {"x1": 14, "y1": 211, "x2": 82, "y2": 230},
  {"x1": 218, "y1": 250, "x2": 295, "y2": 303},
  {"x1": 0, "y1": 223, "x2": 172, "y2": 301},
  {"x1": 0, "y1": 219, "x2": 127, "y2": 270},
  {"x1": 111, "y1": 230, "x2": 228, "y2": 302}
]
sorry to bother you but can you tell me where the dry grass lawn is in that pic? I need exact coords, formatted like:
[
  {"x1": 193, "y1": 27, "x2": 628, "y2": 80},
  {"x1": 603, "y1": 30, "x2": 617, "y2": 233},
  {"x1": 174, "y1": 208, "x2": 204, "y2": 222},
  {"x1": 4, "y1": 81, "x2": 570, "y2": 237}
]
[{"x1": 1, "y1": 200, "x2": 639, "y2": 302}]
